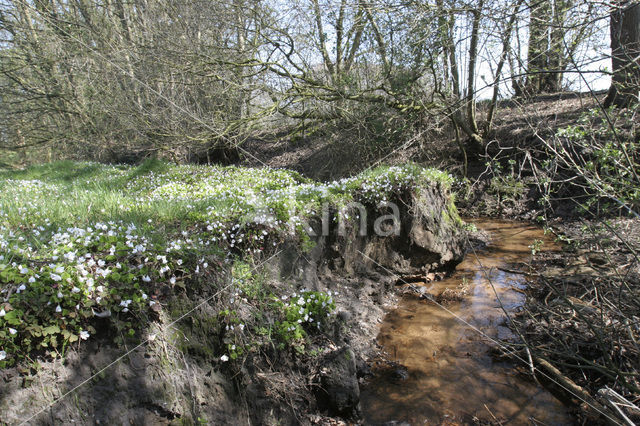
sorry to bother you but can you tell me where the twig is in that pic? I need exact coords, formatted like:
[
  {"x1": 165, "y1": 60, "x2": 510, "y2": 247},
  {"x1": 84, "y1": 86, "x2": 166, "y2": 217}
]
[
  {"x1": 497, "y1": 266, "x2": 536, "y2": 276},
  {"x1": 598, "y1": 387, "x2": 639, "y2": 426},
  {"x1": 483, "y1": 403, "x2": 504, "y2": 425}
]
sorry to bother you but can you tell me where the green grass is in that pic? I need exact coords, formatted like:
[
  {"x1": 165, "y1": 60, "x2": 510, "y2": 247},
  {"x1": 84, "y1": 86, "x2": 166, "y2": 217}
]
[{"x1": 0, "y1": 159, "x2": 454, "y2": 232}]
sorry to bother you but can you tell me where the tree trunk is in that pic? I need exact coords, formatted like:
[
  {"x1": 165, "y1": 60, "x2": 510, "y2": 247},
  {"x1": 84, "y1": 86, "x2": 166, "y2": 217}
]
[
  {"x1": 526, "y1": 1, "x2": 572, "y2": 95},
  {"x1": 605, "y1": 1, "x2": 640, "y2": 108},
  {"x1": 466, "y1": 0, "x2": 484, "y2": 137},
  {"x1": 526, "y1": 1, "x2": 552, "y2": 94},
  {"x1": 542, "y1": 0, "x2": 570, "y2": 92},
  {"x1": 486, "y1": 0, "x2": 525, "y2": 134}
]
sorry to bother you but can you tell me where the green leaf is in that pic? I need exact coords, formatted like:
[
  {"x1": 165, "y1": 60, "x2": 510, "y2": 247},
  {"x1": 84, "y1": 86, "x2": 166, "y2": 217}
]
[
  {"x1": 42, "y1": 325, "x2": 61, "y2": 336},
  {"x1": 3, "y1": 310, "x2": 22, "y2": 326},
  {"x1": 62, "y1": 329, "x2": 78, "y2": 343}
]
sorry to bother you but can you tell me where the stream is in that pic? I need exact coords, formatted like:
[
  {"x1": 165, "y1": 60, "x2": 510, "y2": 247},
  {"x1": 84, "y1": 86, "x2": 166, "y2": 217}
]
[{"x1": 360, "y1": 219, "x2": 574, "y2": 425}]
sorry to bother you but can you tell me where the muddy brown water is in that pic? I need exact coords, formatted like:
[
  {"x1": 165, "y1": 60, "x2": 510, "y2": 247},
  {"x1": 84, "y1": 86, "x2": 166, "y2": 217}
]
[{"x1": 360, "y1": 219, "x2": 574, "y2": 425}]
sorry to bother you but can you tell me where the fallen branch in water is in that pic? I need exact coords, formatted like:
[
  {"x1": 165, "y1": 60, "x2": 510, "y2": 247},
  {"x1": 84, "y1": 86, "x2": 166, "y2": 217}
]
[
  {"x1": 533, "y1": 355, "x2": 620, "y2": 425},
  {"x1": 497, "y1": 266, "x2": 537, "y2": 276}
]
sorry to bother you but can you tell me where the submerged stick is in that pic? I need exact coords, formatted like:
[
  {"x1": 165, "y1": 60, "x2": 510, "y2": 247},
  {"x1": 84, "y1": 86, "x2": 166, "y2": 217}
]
[{"x1": 533, "y1": 356, "x2": 619, "y2": 425}]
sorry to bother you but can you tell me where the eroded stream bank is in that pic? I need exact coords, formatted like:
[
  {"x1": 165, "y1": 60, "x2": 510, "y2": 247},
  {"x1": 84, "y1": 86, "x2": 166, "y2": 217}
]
[{"x1": 361, "y1": 219, "x2": 575, "y2": 425}]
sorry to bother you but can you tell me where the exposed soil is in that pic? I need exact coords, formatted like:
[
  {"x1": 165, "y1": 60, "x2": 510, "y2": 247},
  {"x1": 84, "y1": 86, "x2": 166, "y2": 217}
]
[{"x1": 240, "y1": 92, "x2": 603, "y2": 184}]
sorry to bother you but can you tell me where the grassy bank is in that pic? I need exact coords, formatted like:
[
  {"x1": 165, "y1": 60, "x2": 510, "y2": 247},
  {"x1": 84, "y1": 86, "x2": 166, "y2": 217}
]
[{"x1": 0, "y1": 160, "x2": 456, "y2": 367}]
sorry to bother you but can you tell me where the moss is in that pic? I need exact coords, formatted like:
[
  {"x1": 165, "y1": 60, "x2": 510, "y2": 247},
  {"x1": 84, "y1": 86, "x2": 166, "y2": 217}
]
[
  {"x1": 300, "y1": 232, "x2": 317, "y2": 252},
  {"x1": 445, "y1": 198, "x2": 463, "y2": 227},
  {"x1": 171, "y1": 304, "x2": 220, "y2": 360}
]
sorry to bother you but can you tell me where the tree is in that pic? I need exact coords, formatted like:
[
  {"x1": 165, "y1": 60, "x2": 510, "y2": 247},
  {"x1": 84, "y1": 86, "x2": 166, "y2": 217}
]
[
  {"x1": 524, "y1": 0, "x2": 596, "y2": 96},
  {"x1": 0, "y1": 0, "x2": 269, "y2": 163},
  {"x1": 526, "y1": 1, "x2": 572, "y2": 94},
  {"x1": 604, "y1": 0, "x2": 640, "y2": 108},
  {"x1": 0, "y1": 0, "x2": 614, "y2": 164}
]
